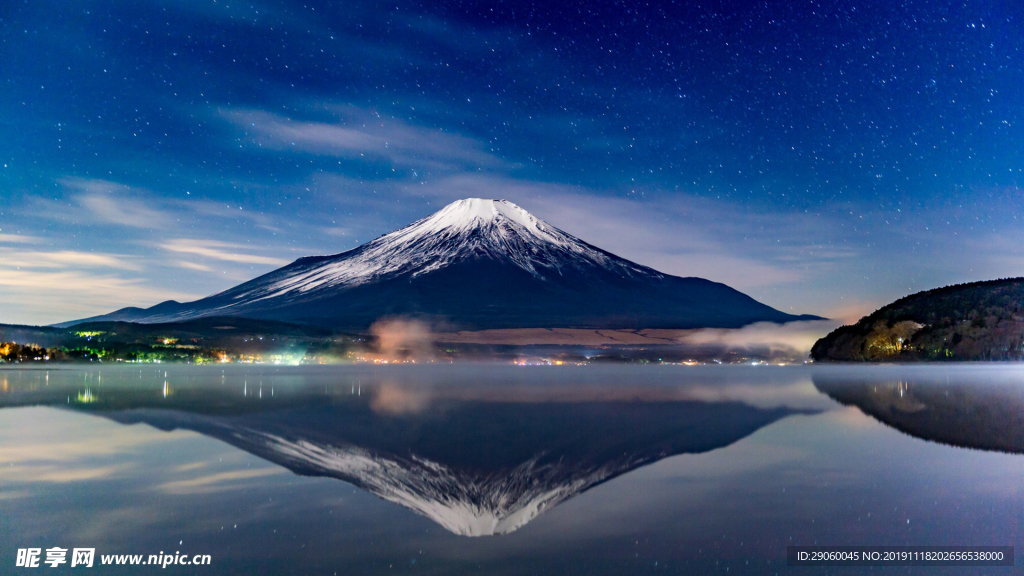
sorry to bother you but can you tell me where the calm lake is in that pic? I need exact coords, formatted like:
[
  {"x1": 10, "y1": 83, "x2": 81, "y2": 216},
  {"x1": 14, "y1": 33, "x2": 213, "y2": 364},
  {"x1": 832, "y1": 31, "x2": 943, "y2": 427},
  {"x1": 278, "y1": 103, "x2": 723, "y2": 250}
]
[{"x1": 1, "y1": 364, "x2": 1021, "y2": 574}]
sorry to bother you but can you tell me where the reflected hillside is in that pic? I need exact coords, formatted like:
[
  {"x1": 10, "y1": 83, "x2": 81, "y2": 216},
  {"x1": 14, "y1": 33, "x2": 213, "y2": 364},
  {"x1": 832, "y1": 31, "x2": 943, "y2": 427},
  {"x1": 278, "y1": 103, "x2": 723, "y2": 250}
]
[
  {"x1": 813, "y1": 369, "x2": 1024, "y2": 454},
  {"x1": 0, "y1": 366, "x2": 817, "y2": 536}
]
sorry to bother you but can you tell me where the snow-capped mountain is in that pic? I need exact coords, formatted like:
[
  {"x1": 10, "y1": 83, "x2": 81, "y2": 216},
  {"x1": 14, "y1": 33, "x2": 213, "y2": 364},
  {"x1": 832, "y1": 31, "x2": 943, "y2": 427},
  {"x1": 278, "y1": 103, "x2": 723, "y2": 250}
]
[
  {"x1": 95, "y1": 398, "x2": 801, "y2": 536},
  {"x1": 239, "y1": 198, "x2": 651, "y2": 299},
  {"x1": 251, "y1": 432, "x2": 649, "y2": 536},
  {"x1": 0, "y1": 367, "x2": 812, "y2": 537},
  {"x1": 66, "y1": 198, "x2": 819, "y2": 329}
]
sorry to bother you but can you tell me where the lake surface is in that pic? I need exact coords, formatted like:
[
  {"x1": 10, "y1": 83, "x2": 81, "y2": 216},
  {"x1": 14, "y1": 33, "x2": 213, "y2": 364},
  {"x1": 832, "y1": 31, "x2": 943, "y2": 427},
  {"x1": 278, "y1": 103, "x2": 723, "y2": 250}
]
[{"x1": 1, "y1": 364, "x2": 1022, "y2": 574}]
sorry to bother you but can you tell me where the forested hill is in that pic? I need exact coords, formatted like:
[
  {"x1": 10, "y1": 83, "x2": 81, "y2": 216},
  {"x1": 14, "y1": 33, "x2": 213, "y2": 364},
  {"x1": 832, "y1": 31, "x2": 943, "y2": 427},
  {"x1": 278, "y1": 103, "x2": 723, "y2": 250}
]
[{"x1": 811, "y1": 278, "x2": 1024, "y2": 362}]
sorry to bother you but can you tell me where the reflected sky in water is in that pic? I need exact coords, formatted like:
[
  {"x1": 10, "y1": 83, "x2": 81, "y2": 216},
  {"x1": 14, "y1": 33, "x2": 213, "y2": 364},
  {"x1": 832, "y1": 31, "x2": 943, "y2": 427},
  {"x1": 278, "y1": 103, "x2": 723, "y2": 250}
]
[{"x1": 1, "y1": 365, "x2": 1022, "y2": 574}]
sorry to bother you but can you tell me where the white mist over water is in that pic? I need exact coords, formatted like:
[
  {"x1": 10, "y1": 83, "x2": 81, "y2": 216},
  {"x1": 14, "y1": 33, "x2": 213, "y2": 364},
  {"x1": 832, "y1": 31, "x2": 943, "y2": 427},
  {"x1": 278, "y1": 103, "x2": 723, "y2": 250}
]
[
  {"x1": 679, "y1": 320, "x2": 840, "y2": 357},
  {"x1": 368, "y1": 318, "x2": 435, "y2": 361}
]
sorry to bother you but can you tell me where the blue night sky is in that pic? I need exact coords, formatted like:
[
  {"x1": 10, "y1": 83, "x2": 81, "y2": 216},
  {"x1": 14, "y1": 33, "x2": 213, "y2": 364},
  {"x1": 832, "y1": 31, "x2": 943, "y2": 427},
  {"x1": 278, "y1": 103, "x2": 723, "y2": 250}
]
[{"x1": 0, "y1": 0, "x2": 1022, "y2": 325}]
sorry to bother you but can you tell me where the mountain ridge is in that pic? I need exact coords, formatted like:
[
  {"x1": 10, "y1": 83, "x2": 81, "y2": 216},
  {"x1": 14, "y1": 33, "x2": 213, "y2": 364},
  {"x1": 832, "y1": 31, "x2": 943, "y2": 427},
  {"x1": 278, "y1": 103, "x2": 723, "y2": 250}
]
[{"x1": 62, "y1": 198, "x2": 821, "y2": 330}]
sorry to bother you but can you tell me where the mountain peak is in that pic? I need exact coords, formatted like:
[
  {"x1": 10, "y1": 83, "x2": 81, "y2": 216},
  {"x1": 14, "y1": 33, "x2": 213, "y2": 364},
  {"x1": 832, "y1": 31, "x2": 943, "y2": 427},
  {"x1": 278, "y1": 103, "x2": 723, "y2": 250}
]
[
  {"x1": 399, "y1": 198, "x2": 552, "y2": 242},
  {"x1": 435, "y1": 198, "x2": 531, "y2": 224}
]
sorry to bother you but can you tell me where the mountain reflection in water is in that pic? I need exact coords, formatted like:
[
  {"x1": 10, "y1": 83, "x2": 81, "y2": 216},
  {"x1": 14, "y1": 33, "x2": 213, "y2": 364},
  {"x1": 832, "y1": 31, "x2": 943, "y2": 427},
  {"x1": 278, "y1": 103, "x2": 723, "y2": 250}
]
[
  {"x1": 814, "y1": 368, "x2": 1024, "y2": 454},
  {"x1": 0, "y1": 366, "x2": 819, "y2": 536}
]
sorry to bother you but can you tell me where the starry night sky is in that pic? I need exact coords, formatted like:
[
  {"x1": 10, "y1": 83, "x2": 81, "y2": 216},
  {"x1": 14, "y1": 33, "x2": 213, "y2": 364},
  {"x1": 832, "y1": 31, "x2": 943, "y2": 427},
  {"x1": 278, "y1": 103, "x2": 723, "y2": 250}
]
[{"x1": 1, "y1": 0, "x2": 1022, "y2": 325}]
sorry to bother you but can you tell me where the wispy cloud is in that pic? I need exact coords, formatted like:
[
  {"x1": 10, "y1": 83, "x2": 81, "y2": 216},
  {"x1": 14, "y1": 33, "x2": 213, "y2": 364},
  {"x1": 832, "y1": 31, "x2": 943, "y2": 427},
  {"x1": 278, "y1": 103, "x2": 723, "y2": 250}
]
[
  {"x1": 1, "y1": 250, "x2": 140, "y2": 270},
  {"x1": 160, "y1": 238, "x2": 292, "y2": 266},
  {"x1": 0, "y1": 233, "x2": 40, "y2": 244},
  {"x1": 2, "y1": 176, "x2": 313, "y2": 323},
  {"x1": 222, "y1": 107, "x2": 507, "y2": 170},
  {"x1": 173, "y1": 260, "x2": 216, "y2": 272},
  {"x1": 153, "y1": 468, "x2": 285, "y2": 495},
  {"x1": 59, "y1": 178, "x2": 173, "y2": 229},
  {"x1": 46, "y1": 178, "x2": 291, "y2": 235},
  {"x1": 2, "y1": 464, "x2": 129, "y2": 483}
]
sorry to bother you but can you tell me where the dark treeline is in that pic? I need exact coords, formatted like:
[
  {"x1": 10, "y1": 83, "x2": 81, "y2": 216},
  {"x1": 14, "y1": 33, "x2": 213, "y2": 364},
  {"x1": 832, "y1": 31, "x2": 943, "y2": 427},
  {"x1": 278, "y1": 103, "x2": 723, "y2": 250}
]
[{"x1": 813, "y1": 278, "x2": 1024, "y2": 362}]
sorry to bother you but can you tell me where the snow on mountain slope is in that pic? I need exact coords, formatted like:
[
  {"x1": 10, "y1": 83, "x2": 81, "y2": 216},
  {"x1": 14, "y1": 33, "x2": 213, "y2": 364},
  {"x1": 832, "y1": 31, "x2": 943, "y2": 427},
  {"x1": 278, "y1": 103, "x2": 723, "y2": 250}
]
[
  {"x1": 62, "y1": 197, "x2": 821, "y2": 329},
  {"x1": 227, "y1": 198, "x2": 656, "y2": 305},
  {"x1": 258, "y1": 432, "x2": 626, "y2": 536}
]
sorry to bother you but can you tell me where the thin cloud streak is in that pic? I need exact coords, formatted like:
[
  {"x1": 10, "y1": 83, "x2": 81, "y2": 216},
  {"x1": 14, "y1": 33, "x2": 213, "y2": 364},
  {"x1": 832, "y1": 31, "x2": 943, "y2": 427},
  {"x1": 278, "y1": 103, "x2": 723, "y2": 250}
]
[
  {"x1": 60, "y1": 178, "x2": 173, "y2": 229},
  {"x1": 0, "y1": 250, "x2": 140, "y2": 270},
  {"x1": 173, "y1": 260, "x2": 216, "y2": 272},
  {"x1": 161, "y1": 238, "x2": 293, "y2": 266},
  {"x1": 223, "y1": 107, "x2": 507, "y2": 170},
  {"x1": 153, "y1": 468, "x2": 285, "y2": 495},
  {"x1": 0, "y1": 233, "x2": 40, "y2": 244}
]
